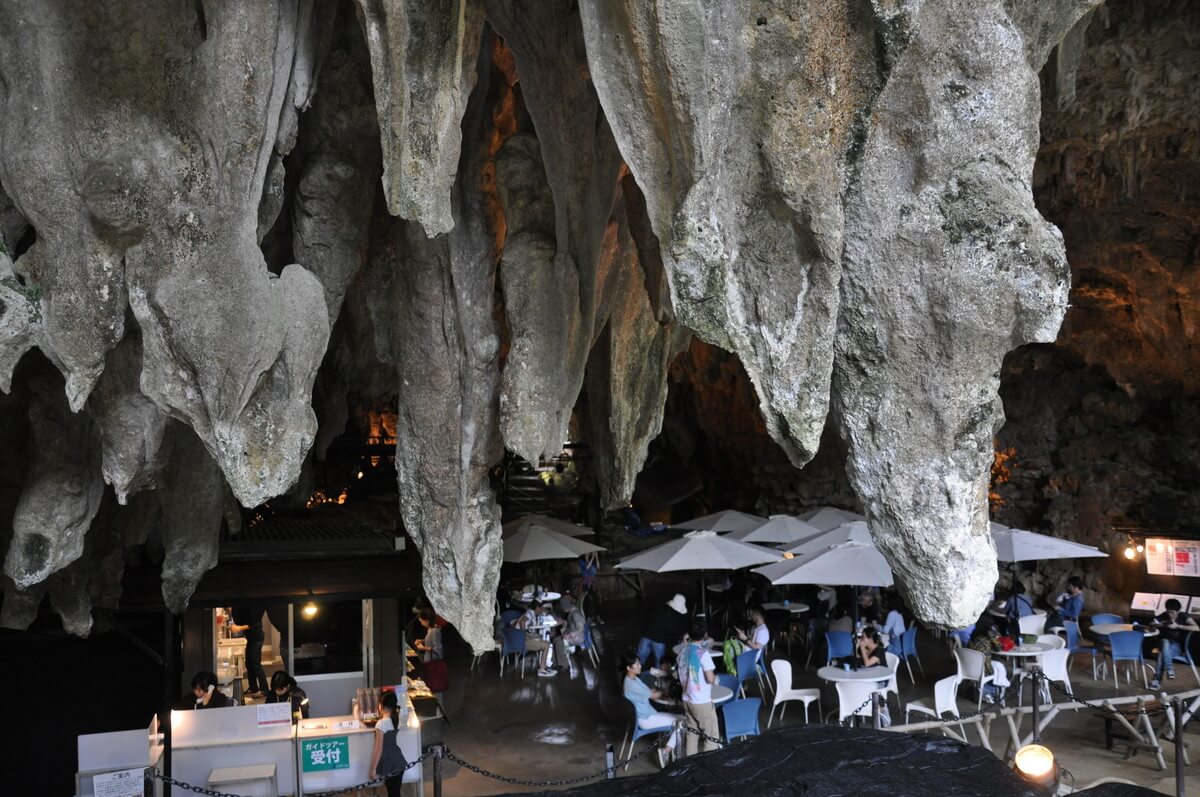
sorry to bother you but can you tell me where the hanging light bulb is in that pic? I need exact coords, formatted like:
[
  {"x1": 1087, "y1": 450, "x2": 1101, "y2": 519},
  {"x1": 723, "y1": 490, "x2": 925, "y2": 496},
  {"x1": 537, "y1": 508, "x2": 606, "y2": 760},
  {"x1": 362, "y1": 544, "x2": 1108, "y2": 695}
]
[
  {"x1": 1124, "y1": 546, "x2": 1136, "y2": 560},
  {"x1": 1136, "y1": 543, "x2": 1144, "y2": 553},
  {"x1": 302, "y1": 602, "x2": 319, "y2": 619}
]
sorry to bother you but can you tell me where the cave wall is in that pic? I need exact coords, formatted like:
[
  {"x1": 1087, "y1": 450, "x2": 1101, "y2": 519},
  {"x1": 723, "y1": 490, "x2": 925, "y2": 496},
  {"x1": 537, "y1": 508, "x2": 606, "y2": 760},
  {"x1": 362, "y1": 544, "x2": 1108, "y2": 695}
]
[{"x1": 0, "y1": 0, "x2": 1114, "y2": 648}]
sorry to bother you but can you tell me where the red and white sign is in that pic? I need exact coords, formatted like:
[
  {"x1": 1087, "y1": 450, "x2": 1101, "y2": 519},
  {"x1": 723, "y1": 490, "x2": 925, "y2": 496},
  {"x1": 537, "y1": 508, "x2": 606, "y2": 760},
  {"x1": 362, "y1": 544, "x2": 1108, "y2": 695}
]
[{"x1": 256, "y1": 702, "x2": 291, "y2": 726}]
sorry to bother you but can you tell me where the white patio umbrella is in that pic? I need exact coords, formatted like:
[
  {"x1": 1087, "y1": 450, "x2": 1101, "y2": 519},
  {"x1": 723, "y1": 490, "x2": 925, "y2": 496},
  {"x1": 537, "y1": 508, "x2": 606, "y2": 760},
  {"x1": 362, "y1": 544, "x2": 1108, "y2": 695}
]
[
  {"x1": 753, "y1": 543, "x2": 895, "y2": 588},
  {"x1": 800, "y1": 506, "x2": 866, "y2": 532},
  {"x1": 784, "y1": 520, "x2": 874, "y2": 556},
  {"x1": 990, "y1": 526, "x2": 1108, "y2": 563},
  {"x1": 725, "y1": 514, "x2": 825, "y2": 546},
  {"x1": 502, "y1": 526, "x2": 605, "y2": 563},
  {"x1": 502, "y1": 513, "x2": 594, "y2": 539},
  {"x1": 672, "y1": 509, "x2": 767, "y2": 534},
  {"x1": 615, "y1": 529, "x2": 782, "y2": 615}
]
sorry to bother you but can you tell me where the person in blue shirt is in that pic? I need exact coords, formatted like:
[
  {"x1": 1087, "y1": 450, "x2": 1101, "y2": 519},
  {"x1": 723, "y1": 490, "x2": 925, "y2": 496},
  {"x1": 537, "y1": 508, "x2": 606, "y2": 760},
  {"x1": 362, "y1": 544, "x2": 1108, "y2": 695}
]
[
  {"x1": 1045, "y1": 576, "x2": 1085, "y2": 631},
  {"x1": 621, "y1": 651, "x2": 680, "y2": 768},
  {"x1": 1004, "y1": 582, "x2": 1035, "y2": 636}
]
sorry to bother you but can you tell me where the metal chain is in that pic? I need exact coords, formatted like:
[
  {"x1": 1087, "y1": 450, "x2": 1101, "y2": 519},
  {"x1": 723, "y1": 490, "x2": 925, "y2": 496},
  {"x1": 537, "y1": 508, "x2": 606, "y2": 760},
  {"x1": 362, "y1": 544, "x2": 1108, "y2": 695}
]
[
  {"x1": 1032, "y1": 671, "x2": 1169, "y2": 717},
  {"x1": 143, "y1": 750, "x2": 429, "y2": 797}
]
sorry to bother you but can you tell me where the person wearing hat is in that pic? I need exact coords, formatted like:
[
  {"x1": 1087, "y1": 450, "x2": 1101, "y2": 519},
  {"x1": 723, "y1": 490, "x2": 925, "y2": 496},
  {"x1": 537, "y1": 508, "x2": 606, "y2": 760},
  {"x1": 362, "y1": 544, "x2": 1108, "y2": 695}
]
[
  {"x1": 559, "y1": 594, "x2": 587, "y2": 650},
  {"x1": 636, "y1": 594, "x2": 689, "y2": 666}
]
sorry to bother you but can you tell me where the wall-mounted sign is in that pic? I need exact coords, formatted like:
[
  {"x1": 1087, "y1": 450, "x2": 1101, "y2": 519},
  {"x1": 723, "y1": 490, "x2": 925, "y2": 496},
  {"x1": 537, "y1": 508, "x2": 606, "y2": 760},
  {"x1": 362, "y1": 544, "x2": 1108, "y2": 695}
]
[
  {"x1": 301, "y1": 736, "x2": 350, "y2": 772},
  {"x1": 93, "y1": 767, "x2": 144, "y2": 797},
  {"x1": 1146, "y1": 538, "x2": 1200, "y2": 577},
  {"x1": 256, "y1": 701, "x2": 292, "y2": 727}
]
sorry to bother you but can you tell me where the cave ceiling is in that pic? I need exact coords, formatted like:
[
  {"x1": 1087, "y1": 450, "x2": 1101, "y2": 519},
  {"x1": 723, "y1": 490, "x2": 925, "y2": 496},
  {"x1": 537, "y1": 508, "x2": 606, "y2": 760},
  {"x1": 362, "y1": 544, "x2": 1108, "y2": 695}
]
[{"x1": 8, "y1": 0, "x2": 1189, "y2": 650}]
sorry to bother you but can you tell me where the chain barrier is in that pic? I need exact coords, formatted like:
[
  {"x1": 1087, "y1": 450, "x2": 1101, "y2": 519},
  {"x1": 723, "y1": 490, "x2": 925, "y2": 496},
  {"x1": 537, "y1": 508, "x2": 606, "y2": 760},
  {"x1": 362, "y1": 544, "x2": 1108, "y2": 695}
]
[
  {"x1": 1032, "y1": 671, "x2": 1170, "y2": 718},
  {"x1": 143, "y1": 750, "x2": 429, "y2": 797}
]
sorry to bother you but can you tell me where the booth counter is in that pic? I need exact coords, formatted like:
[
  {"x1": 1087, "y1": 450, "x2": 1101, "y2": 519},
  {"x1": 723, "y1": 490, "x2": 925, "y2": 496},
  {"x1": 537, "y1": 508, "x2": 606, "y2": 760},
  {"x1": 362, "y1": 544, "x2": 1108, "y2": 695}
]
[
  {"x1": 296, "y1": 699, "x2": 423, "y2": 795},
  {"x1": 75, "y1": 716, "x2": 163, "y2": 797},
  {"x1": 170, "y1": 704, "x2": 297, "y2": 795}
]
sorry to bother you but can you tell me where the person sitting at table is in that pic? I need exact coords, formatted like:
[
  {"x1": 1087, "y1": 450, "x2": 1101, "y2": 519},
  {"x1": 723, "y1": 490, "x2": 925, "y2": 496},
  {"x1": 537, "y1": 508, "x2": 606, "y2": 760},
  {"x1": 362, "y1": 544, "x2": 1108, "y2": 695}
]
[
  {"x1": 636, "y1": 594, "x2": 689, "y2": 666},
  {"x1": 678, "y1": 620, "x2": 719, "y2": 757},
  {"x1": 369, "y1": 691, "x2": 408, "y2": 797},
  {"x1": 265, "y1": 671, "x2": 309, "y2": 719},
  {"x1": 880, "y1": 596, "x2": 907, "y2": 652},
  {"x1": 621, "y1": 651, "x2": 681, "y2": 768},
  {"x1": 512, "y1": 600, "x2": 556, "y2": 676},
  {"x1": 1003, "y1": 581, "x2": 1035, "y2": 635},
  {"x1": 829, "y1": 606, "x2": 853, "y2": 634},
  {"x1": 190, "y1": 671, "x2": 232, "y2": 709},
  {"x1": 968, "y1": 616, "x2": 1006, "y2": 704},
  {"x1": 558, "y1": 594, "x2": 587, "y2": 657},
  {"x1": 858, "y1": 592, "x2": 881, "y2": 626},
  {"x1": 1045, "y1": 576, "x2": 1085, "y2": 631},
  {"x1": 736, "y1": 607, "x2": 770, "y2": 663},
  {"x1": 856, "y1": 627, "x2": 885, "y2": 668},
  {"x1": 1151, "y1": 598, "x2": 1199, "y2": 690}
]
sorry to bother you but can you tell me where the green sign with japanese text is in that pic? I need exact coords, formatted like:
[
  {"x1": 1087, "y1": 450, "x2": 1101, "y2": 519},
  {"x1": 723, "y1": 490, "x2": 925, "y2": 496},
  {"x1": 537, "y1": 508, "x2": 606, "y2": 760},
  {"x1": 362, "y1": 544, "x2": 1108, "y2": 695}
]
[{"x1": 302, "y1": 736, "x2": 350, "y2": 772}]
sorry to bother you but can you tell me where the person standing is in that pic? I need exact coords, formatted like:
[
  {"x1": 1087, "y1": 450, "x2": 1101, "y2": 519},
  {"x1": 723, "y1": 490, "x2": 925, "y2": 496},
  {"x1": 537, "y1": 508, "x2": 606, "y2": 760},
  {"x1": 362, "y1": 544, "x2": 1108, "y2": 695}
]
[
  {"x1": 1151, "y1": 598, "x2": 1198, "y2": 690},
  {"x1": 678, "y1": 620, "x2": 718, "y2": 756},
  {"x1": 231, "y1": 603, "x2": 268, "y2": 697},
  {"x1": 636, "y1": 594, "x2": 689, "y2": 666},
  {"x1": 369, "y1": 691, "x2": 408, "y2": 797}
]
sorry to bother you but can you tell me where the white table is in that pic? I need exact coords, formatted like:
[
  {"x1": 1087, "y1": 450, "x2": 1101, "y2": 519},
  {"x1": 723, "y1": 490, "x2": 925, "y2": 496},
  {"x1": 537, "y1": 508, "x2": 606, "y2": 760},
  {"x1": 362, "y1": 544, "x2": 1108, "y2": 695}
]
[
  {"x1": 711, "y1": 685, "x2": 734, "y2": 705},
  {"x1": 761, "y1": 602, "x2": 810, "y2": 614},
  {"x1": 520, "y1": 591, "x2": 561, "y2": 603},
  {"x1": 1091, "y1": 623, "x2": 1158, "y2": 639},
  {"x1": 816, "y1": 665, "x2": 892, "y2": 683},
  {"x1": 992, "y1": 641, "x2": 1056, "y2": 659}
]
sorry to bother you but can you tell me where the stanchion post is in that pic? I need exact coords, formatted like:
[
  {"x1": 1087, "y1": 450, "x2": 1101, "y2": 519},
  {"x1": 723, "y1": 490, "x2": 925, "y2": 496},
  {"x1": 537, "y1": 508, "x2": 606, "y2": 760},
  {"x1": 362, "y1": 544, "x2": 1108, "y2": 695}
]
[
  {"x1": 1176, "y1": 698, "x2": 1186, "y2": 797},
  {"x1": 605, "y1": 744, "x2": 616, "y2": 779},
  {"x1": 872, "y1": 692, "x2": 881, "y2": 730},
  {"x1": 433, "y1": 745, "x2": 444, "y2": 797},
  {"x1": 1031, "y1": 665, "x2": 1041, "y2": 743}
]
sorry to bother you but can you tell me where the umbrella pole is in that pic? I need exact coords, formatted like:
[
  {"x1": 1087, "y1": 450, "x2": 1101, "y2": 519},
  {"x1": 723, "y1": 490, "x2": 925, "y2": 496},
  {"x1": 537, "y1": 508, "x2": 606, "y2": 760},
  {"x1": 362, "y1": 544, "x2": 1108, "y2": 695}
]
[{"x1": 700, "y1": 570, "x2": 707, "y2": 620}]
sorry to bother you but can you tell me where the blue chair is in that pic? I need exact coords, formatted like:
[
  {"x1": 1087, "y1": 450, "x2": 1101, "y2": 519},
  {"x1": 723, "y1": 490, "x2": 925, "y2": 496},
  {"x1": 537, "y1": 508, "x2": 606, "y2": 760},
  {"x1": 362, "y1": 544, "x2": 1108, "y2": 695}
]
[
  {"x1": 1092, "y1": 613, "x2": 1124, "y2": 626},
  {"x1": 720, "y1": 697, "x2": 762, "y2": 742},
  {"x1": 578, "y1": 622, "x2": 599, "y2": 667},
  {"x1": 499, "y1": 627, "x2": 529, "y2": 677},
  {"x1": 734, "y1": 649, "x2": 760, "y2": 697},
  {"x1": 891, "y1": 626, "x2": 924, "y2": 682},
  {"x1": 1063, "y1": 620, "x2": 1103, "y2": 681},
  {"x1": 826, "y1": 631, "x2": 853, "y2": 667},
  {"x1": 1171, "y1": 630, "x2": 1199, "y2": 683},
  {"x1": 716, "y1": 673, "x2": 738, "y2": 693},
  {"x1": 1107, "y1": 630, "x2": 1149, "y2": 689},
  {"x1": 499, "y1": 609, "x2": 523, "y2": 626},
  {"x1": 618, "y1": 697, "x2": 667, "y2": 770}
]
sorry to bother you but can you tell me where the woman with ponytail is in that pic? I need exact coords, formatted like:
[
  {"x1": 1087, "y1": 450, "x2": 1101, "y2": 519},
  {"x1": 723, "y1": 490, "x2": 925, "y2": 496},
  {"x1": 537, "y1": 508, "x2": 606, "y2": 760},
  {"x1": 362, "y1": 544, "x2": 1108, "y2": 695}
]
[{"x1": 369, "y1": 691, "x2": 408, "y2": 796}]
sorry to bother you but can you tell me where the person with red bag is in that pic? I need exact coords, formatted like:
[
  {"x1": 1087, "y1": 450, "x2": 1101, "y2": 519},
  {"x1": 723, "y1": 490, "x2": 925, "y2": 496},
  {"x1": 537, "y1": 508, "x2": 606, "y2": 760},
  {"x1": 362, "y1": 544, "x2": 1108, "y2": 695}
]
[{"x1": 414, "y1": 609, "x2": 449, "y2": 693}]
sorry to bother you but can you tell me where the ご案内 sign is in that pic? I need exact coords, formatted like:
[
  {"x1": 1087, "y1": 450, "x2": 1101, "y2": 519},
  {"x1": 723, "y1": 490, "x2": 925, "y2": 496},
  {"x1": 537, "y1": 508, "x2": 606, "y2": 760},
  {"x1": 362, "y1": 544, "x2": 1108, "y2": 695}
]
[{"x1": 93, "y1": 767, "x2": 144, "y2": 797}]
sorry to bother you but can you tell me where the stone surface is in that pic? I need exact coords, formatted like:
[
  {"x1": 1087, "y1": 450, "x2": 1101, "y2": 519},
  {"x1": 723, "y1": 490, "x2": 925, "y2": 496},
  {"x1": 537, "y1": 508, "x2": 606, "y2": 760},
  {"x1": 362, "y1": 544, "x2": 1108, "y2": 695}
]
[{"x1": 356, "y1": 0, "x2": 485, "y2": 236}]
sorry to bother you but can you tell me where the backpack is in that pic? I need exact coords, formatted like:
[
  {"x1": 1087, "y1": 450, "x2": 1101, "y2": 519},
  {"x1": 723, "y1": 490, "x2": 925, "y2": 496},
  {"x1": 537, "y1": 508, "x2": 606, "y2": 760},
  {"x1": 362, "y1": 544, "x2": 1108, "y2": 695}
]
[{"x1": 722, "y1": 638, "x2": 747, "y2": 674}]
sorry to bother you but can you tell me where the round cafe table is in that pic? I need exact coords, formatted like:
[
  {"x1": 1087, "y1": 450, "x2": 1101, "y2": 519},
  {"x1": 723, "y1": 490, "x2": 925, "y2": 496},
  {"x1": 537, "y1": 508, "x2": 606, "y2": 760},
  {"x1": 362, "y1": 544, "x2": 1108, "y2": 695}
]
[
  {"x1": 711, "y1": 684, "x2": 734, "y2": 705},
  {"x1": 816, "y1": 665, "x2": 892, "y2": 683},
  {"x1": 761, "y1": 602, "x2": 810, "y2": 614},
  {"x1": 519, "y1": 591, "x2": 561, "y2": 603},
  {"x1": 1090, "y1": 623, "x2": 1158, "y2": 639},
  {"x1": 991, "y1": 641, "x2": 1056, "y2": 659}
]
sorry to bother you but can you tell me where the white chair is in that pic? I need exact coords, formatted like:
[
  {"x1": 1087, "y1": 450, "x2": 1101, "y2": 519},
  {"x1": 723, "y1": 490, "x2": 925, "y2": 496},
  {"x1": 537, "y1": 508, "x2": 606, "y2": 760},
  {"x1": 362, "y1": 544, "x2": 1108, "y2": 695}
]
[
  {"x1": 835, "y1": 680, "x2": 879, "y2": 726},
  {"x1": 1037, "y1": 634, "x2": 1066, "y2": 650},
  {"x1": 1019, "y1": 614, "x2": 1047, "y2": 636},
  {"x1": 882, "y1": 652, "x2": 902, "y2": 711},
  {"x1": 955, "y1": 648, "x2": 997, "y2": 710},
  {"x1": 766, "y1": 660, "x2": 821, "y2": 727},
  {"x1": 905, "y1": 675, "x2": 965, "y2": 739}
]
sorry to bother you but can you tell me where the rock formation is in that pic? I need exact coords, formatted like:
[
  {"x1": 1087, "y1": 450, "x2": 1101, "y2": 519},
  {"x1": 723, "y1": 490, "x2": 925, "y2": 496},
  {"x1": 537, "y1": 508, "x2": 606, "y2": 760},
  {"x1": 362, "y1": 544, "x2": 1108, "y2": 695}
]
[{"x1": 3, "y1": 0, "x2": 1177, "y2": 649}]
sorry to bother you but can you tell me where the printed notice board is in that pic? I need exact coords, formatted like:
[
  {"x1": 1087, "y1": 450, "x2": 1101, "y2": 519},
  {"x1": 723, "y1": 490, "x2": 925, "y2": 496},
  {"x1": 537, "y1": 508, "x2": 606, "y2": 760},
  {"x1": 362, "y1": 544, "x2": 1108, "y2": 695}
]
[
  {"x1": 94, "y1": 767, "x2": 144, "y2": 797},
  {"x1": 256, "y1": 701, "x2": 291, "y2": 726},
  {"x1": 302, "y1": 736, "x2": 350, "y2": 772},
  {"x1": 1146, "y1": 538, "x2": 1200, "y2": 577}
]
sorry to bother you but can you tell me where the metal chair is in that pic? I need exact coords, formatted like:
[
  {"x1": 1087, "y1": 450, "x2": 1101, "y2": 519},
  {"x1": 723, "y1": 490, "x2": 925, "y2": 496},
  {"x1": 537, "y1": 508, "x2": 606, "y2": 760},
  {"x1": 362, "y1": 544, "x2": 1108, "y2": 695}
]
[
  {"x1": 720, "y1": 697, "x2": 762, "y2": 742},
  {"x1": 825, "y1": 631, "x2": 853, "y2": 667},
  {"x1": 766, "y1": 660, "x2": 821, "y2": 727},
  {"x1": 499, "y1": 627, "x2": 530, "y2": 677},
  {"x1": 1106, "y1": 630, "x2": 1149, "y2": 689}
]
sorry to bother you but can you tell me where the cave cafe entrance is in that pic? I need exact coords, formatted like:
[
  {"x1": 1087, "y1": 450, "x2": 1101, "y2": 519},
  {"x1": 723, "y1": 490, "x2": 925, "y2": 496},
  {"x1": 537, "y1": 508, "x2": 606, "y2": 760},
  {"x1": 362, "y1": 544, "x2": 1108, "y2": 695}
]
[{"x1": 181, "y1": 513, "x2": 423, "y2": 716}]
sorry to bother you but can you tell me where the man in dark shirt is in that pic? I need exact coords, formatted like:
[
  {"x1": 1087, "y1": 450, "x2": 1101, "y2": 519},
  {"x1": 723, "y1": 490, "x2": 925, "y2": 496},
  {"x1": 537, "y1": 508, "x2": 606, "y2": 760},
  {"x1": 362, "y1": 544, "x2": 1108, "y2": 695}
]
[
  {"x1": 1151, "y1": 598, "x2": 1198, "y2": 689},
  {"x1": 231, "y1": 604, "x2": 268, "y2": 696},
  {"x1": 636, "y1": 594, "x2": 689, "y2": 666}
]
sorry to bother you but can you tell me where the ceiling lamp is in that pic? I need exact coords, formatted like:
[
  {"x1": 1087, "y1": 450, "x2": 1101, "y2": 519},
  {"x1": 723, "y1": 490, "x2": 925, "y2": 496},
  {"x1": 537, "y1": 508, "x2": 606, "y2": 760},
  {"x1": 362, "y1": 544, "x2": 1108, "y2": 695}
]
[{"x1": 301, "y1": 601, "x2": 319, "y2": 620}]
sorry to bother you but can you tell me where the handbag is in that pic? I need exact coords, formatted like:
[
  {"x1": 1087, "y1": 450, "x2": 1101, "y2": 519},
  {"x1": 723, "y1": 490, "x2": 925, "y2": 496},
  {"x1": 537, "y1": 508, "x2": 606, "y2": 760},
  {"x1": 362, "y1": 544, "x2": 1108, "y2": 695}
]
[{"x1": 423, "y1": 658, "x2": 449, "y2": 692}]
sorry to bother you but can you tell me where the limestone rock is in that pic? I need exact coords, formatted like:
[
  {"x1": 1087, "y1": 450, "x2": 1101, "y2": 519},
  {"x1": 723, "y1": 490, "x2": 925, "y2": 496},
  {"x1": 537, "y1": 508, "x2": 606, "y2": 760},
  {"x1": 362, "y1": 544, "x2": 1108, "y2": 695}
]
[
  {"x1": 356, "y1": 0, "x2": 485, "y2": 236},
  {"x1": 832, "y1": 0, "x2": 1100, "y2": 627},
  {"x1": 3, "y1": 374, "x2": 103, "y2": 589},
  {"x1": 158, "y1": 423, "x2": 225, "y2": 614},
  {"x1": 0, "y1": 249, "x2": 43, "y2": 392}
]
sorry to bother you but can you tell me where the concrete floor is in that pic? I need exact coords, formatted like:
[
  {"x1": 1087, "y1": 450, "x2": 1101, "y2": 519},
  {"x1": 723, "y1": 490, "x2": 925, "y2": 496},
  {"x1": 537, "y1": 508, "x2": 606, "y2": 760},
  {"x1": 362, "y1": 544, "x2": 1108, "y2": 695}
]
[{"x1": 423, "y1": 592, "x2": 1194, "y2": 796}]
